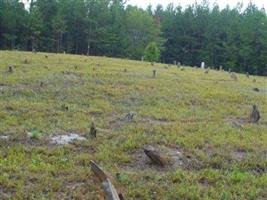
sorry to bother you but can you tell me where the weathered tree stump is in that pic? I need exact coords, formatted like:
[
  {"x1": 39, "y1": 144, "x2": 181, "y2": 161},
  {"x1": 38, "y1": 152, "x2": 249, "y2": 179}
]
[
  {"x1": 90, "y1": 161, "x2": 121, "y2": 200},
  {"x1": 144, "y1": 146, "x2": 167, "y2": 166},
  {"x1": 249, "y1": 105, "x2": 260, "y2": 123}
]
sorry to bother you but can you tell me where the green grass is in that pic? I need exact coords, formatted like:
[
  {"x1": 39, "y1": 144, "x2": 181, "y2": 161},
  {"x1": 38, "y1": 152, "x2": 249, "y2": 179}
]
[{"x1": 0, "y1": 50, "x2": 266, "y2": 199}]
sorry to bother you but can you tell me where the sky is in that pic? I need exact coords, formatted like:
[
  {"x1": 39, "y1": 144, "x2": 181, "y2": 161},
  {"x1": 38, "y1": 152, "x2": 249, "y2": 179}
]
[
  {"x1": 126, "y1": 0, "x2": 266, "y2": 9},
  {"x1": 21, "y1": 0, "x2": 266, "y2": 10}
]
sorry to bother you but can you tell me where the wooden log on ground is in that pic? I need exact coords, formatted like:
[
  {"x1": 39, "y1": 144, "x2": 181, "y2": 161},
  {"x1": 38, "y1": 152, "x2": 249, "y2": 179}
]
[
  {"x1": 90, "y1": 160, "x2": 121, "y2": 200},
  {"x1": 144, "y1": 146, "x2": 167, "y2": 166}
]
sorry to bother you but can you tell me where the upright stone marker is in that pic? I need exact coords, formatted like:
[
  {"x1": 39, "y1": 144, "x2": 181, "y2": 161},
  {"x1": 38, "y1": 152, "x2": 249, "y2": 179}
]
[{"x1": 201, "y1": 62, "x2": 205, "y2": 69}]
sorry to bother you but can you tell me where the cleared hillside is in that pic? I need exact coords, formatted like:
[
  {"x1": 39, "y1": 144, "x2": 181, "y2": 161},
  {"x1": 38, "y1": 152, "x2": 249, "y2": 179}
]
[{"x1": 0, "y1": 51, "x2": 266, "y2": 199}]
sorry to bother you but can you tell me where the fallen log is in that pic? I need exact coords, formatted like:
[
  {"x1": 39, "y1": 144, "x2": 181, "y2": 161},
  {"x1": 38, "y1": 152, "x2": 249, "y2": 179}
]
[{"x1": 90, "y1": 160, "x2": 121, "y2": 200}]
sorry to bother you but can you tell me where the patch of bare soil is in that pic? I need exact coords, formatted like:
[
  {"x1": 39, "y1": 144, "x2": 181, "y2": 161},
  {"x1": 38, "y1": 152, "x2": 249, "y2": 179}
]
[{"x1": 121, "y1": 145, "x2": 202, "y2": 172}]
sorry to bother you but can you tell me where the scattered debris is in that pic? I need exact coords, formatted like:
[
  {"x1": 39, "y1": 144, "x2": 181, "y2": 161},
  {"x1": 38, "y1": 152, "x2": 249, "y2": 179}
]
[
  {"x1": 90, "y1": 160, "x2": 122, "y2": 200},
  {"x1": 144, "y1": 146, "x2": 167, "y2": 166},
  {"x1": 51, "y1": 134, "x2": 86, "y2": 145},
  {"x1": 249, "y1": 105, "x2": 260, "y2": 123}
]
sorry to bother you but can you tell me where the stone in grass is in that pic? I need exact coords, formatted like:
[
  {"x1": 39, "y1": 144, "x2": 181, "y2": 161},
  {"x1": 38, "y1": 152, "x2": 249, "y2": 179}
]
[
  {"x1": 90, "y1": 120, "x2": 97, "y2": 138},
  {"x1": 24, "y1": 59, "x2": 29, "y2": 64},
  {"x1": 8, "y1": 65, "x2": 14, "y2": 73},
  {"x1": 253, "y1": 88, "x2": 260, "y2": 92},
  {"x1": 249, "y1": 105, "x2": 260, "y2": 123},
  {"x1": 144, "y1": 146, "x2": 167, "y2": 167},
  {"x1": 124, "y1": 112, "x2": 134, "y2": 122},
  {"x1": 152, "y1": 69, "x2": 156, "y2": 78},
  {"x1": 230, "y1": 73, "x2": 238, "y2": 81}
]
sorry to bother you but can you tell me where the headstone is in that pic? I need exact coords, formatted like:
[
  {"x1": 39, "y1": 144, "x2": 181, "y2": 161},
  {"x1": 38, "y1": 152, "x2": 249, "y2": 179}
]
[
  {"x1": 90, "y1": 121, "x2": 97, "y2": 138},
  {"x1": 219, "y1": 65, "x2": 223, "y2": 71},
  {"x1": 141, "y1": 56, "x2": 144, "y2": 62},
  {"x1": 153, "y1": 69, "x2": 156, "y2": 78},
  {"x1": 201, "y1": 62, "x2": 205, "y2": 69},
  {"x1": 8, "y1": 65, "x2": 13, "y2": 73},
  {"x1": 249, "y1": 105, "x2": 260, "y2": 123},
  {"x1": 177, "y1": 62, "x2": 181, "y2": 68},
  {"x1": 246, "y1": 72, "x2": 249, "y2": 78},
  {"x1": 173, "y1": 60, "x2": 177, "y2": 65}
]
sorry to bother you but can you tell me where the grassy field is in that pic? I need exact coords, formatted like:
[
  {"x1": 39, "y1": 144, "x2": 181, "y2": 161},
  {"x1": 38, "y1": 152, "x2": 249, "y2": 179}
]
[{"x1": 0, "y1": 51, "x2": 266, "y2": 200}]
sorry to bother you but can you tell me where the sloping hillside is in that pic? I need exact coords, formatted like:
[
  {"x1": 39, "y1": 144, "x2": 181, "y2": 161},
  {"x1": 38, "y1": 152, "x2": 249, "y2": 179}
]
[{"x1": 0, "y1": 51, "x2": 266, "y2": 199}]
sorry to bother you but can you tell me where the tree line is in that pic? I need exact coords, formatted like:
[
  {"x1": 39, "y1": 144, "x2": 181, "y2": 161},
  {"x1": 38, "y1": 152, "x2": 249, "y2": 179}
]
[{"x1": 0, "y1": 0, "x2": 267, "y2": 75}]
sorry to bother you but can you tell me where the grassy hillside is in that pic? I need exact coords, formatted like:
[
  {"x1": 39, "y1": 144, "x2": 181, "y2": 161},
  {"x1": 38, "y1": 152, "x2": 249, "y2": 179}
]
[{"x1": 0, "y1": 51, "x2": 266, "y2": 199}]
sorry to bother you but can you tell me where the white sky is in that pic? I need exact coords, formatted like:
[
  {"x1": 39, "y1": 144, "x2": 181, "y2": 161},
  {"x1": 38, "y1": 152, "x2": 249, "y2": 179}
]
[
  {"x1": 21, "y1": 0, "x2": 266, "y2": 10},
  {"x1": 126, "y1": 0, "x2": 266, "y2": 9}
]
